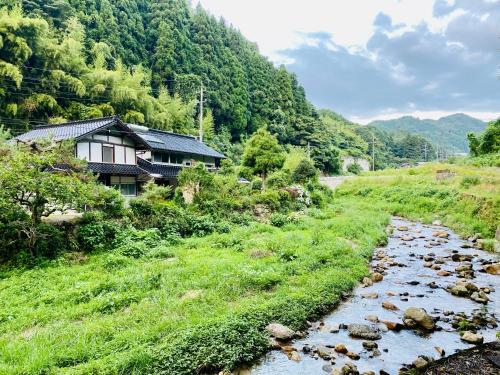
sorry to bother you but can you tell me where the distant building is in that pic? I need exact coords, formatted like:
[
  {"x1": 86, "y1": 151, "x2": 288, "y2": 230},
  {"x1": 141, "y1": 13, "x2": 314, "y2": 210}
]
[{"x1": 14, "y1": 116, "x2": 225, "y2": 196}]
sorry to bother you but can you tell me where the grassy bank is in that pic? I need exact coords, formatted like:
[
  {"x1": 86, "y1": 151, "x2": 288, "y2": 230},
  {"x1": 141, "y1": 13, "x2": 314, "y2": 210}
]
[
  {"x1": 0, "y1": 201, "x2": 388, "y2": 374},
  {"x1": 337, "y1": 162, "x2": 499, "y2": 248}
]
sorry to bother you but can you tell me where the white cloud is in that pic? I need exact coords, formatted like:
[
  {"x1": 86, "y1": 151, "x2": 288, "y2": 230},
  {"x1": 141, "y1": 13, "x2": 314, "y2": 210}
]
[{"x1": 195, "y1": 0, "x2": 443, "y2": 59}]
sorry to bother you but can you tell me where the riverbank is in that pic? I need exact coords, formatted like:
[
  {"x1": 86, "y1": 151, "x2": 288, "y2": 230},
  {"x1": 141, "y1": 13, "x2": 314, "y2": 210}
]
[
  {"x1": 418, "y1": 341, "x2": 500, "y2": 375},
  {"x1": 0, "y1": 200, "x2": 388, "y2": 375},
  {"x1": 336, "y1": 163, "x2": 500, "y2": 250}
]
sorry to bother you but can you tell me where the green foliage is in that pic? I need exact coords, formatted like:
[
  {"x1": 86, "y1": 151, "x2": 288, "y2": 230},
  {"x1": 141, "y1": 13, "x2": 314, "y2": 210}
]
[
  {"x1": 347, "y1": 162, "x2": 362, "y2": 175},
  {"x1": 460, "y1": 176, "x2": 481, "y2": 188},
  {"x1": 269, "y1": 213, "x2": 287, "y2": 227},
  {"x1": 468, "y1": 119, "x2": 500, "y2": 156},
  {"x1": 0, "y1": 199, "x2": 388, "y2": 374},
  {"x1": 0, "y1": 139, "x2": 115, "y2": 260},
  {"x1": 291, "y1": 159, "x2": 318, "y2": 184},
  {"x1": 242, "y1": 128, "x2": 286, "y2": 181}
]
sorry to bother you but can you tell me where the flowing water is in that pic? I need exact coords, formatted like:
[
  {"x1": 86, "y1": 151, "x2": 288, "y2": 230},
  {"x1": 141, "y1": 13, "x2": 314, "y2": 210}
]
[{"x1": 246, "y1": 218, "x2": 499, "y2": 375}]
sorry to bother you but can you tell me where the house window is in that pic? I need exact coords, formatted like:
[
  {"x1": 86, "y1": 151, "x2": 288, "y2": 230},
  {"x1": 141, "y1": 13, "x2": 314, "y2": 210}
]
[
  {"x1": 171, "y1": 154, "x2": 183, "y2": 164},
  {"x1": 103, "y1": 145, "x2": 114, "y2": 163},
  {"x1": 110, "y1": 176, "x2": 136, "y2": 196}
]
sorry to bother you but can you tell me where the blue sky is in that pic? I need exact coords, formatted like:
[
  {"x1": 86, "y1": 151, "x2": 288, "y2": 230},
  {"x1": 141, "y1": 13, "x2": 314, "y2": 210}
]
[{"x1": 196, "y1": 0, "x2": 499, "y2": 123}]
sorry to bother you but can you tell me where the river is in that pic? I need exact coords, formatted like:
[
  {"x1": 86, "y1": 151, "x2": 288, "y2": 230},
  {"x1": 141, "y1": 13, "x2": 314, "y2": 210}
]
[{"x1": 243, "y1": 218, "x2": 499, "y2": 375}]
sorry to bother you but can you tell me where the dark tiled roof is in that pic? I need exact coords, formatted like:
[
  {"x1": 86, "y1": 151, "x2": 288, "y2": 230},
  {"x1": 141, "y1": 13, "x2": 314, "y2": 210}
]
[
  {"x1": 87, "y1": 162, "x2": 147, "y2": 176},
  {"x1": 137, "y1": 157, "x2": 183, "y2": 178},
  {"x1": 135, "y1": 129, "x2": 225, "y2": 159},
  {"x1": 15, "y1": 117, "x2": 117, "y2": 142},
  {"x1": 14, "y1": 117, "x2": 150, "y2": 149}
]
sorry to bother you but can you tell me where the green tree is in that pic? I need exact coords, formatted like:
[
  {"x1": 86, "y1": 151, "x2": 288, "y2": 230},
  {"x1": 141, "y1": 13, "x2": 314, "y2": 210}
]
[{"x1": 241, "y1": 128, "x2": 285, "y2": 187}]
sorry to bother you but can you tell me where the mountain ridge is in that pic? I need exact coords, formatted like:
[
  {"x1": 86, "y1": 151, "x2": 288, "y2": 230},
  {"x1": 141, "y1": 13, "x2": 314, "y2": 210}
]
[{"x1": 368, "y1": 113, "x2": 488, "y2": 153}]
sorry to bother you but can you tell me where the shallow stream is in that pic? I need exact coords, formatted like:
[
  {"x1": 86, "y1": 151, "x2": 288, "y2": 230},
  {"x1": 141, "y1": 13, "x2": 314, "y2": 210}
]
[{"x1": 246, "y1": 218, "x2": 499, "y2": 374}]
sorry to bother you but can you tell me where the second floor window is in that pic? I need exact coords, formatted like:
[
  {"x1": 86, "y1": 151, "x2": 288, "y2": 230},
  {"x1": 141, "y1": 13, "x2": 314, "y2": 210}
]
[{"x1": 103, "y1": 146, "x2": 114, "y2": 163}]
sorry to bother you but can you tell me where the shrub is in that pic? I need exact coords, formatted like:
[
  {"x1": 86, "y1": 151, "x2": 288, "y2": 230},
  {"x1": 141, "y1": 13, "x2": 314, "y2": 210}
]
[
  {"x1": 460, "y1": 175, "x2": 481, "y2": 188},
  {"x1": 267, "y1": 170, "x2": 290, "y2": 189},
  {"x1": 115, "y1": 241, "x2": 149, "y2": 259},
  {"x1": 347, "y1": 162, "x2": 362, "y2": 175},
  {"x1": 269, "y1": 213, "x2": 287, "y2": 227},
  {"x1": 291, "y1": 159, "x2": 318, "y2": 183},
  {"x1": 32, "y1": 224, "x2": 69, "y2": 259},
  {"x1": 250, "y1": 178, "x2": 263, "y2": 191}
]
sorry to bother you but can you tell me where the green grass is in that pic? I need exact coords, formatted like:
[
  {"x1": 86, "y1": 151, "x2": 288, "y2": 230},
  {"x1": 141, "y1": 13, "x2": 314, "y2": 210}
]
[
  {"x1": 0, "y1": 201, "x2": 389, "y2": 374},
  {"x1": 337, "y1": 162, "x2": 499, "y2": 242}
]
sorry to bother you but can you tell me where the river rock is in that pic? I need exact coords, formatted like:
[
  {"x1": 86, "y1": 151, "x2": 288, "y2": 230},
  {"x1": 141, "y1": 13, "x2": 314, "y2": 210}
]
[
  {"x1": 346, "y1": 351, "x2": 360, "y2": 360},
  {"x1": 362, "y1": 341, "x2": 378, "y2": 350},
  {"x1": 371, "y1": 272, "x2": 384, "y2": 282},
  {"x1": 288, "y1": 351, "x2": 301, "y2": 362},
  {"x1": 362, "y1": 277, "x2": 373, "y2": 287},
  {"x1": 382, "y1": 301, "x2": 399, "y2": 310},
  {"x1": 397, "y1": 226, "x2": 409, "y2": 231},
  {"x1": 330, "y1": 323, "x2": 340, "y2": 333},
  {"x1": 460, "y1": 331, "x2": 483, "y2": 344},
  {"x1": 265, "y1": 323, "x2": 296, "y2": 340},
  {"x1": 316, "y1": 345, "x2": 335, "y2": 360},
  {"x1": 362, "y1": 292, "x2": 379, "y2": 299},
  {"x1": 455, "y1": 263, "x2": 472, "y2": 272},
  {"x1": 361, "y1": 372, "x2": 375, "y2": 375},
  {"x1": 403, "y1": 307, "x2": 435, "y2": 330},
  {"x1": 365, "y1": 315, "x2": 379, "y2": 323},
  {"x1": 470, "y1": 291, "x2": 489, "y2": 304},
  {"x1": 348, "y1": 324, "x2": 381, "y2": 340},
  {"x1": 483, "y1": 263, "x2": 500, "y2": 275},
  {"x1": 381, "y1": 320, "x2": 403, "y2": 331},
  {"x1": 423, "y1": 262, "x2": 432, "y2": 268},
  {"x1": 435, "y1": 346, "x2": 445, "y2": 356},
  {"x1": 437, "y1": 270, "x2": 451, "y2": 276},
  {"x1": 432, "y1": 220, "x2": 442, "y2": 226},
  {"x1": 334, "y1": 343, "x2": 348, "y2": 354},
  {"x1": 412, "y1": 357, "x2": 428, "y2": 369}
]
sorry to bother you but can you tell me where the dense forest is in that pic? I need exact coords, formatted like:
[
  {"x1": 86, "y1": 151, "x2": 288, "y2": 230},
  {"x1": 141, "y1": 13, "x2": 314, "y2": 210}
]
[{"x1": 0, "y1": 1, "x2": 438, "y2": 172}]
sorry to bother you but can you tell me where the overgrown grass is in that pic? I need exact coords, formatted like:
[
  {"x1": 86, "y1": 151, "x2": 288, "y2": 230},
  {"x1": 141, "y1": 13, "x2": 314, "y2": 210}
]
[
  {"x1": 0, "y1": 201, "x2": 389, "y2": 374},
  {"x1": 337, "y1": 162, "x2": 499, "y2": 243}
]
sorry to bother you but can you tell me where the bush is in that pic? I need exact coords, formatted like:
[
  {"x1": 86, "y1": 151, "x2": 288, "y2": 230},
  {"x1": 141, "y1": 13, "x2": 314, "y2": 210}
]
[
  {"x1": 347, "y1": 162, "x2": 362, "y2": 175},
  {"x1": 32, "y1": 224, "x2": 69, "y2": 259},
  {"x1": 460, "y1": 175, "x2": 481, "y2": 188},
  {"x1": 267, "y1": 170, "x2": 290, "y2": 189},
  {"x1": 250, "y1": 178, "x2": 263, "y2": 191},
  {"x1": 270, "y1": 213, "x2": 287, "y2": 227},
  {"x1": 115, "y1": 241, "x2": 149, "y2": 259},
  {"x1": 291, "y1": 159, "x2": 318, "y2": 183}
]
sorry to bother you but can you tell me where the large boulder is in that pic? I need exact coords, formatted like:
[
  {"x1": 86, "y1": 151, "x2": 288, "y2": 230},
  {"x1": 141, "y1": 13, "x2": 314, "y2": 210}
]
[
  {"x1": 403, "y1": 307, "x2": 435, "y2": 330},
  {"x1": 348, "y1": 324, "x2": 381, "y2": 340},
  {"x1": 265, "y1": 323, "x2": 296, "y2": 340}
]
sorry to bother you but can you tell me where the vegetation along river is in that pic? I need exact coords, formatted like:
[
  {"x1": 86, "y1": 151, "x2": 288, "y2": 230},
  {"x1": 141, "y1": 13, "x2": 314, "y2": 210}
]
[{"x1": 245, "y1": 218, "x2": 499, "y2": 374}]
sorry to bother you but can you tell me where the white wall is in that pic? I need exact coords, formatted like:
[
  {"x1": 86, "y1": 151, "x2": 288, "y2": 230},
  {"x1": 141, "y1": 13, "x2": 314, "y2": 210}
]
[{"x1": 342, "y1": 156, "x2": 370, "y2": 172}]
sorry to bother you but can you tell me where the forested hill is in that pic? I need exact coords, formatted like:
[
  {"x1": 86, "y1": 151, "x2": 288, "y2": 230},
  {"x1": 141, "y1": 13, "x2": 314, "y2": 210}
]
[
  {"x1": 369, "y1": 114, "x2": 487, "y2": 154},
  {"x1": 0, "y1": 0, "x2": 328, "y2": 162}
]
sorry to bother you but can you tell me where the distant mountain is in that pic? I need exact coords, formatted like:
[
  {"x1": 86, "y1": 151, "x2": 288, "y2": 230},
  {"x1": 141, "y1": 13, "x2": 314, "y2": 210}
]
[{"x1": 369, "y1": 114, "x2": 488, "y2": 154}]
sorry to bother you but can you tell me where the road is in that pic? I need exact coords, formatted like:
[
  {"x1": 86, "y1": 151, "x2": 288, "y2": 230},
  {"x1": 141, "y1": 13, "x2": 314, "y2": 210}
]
[{"x1": 319, "y1": 176, "x2": 353, "y2": 190}]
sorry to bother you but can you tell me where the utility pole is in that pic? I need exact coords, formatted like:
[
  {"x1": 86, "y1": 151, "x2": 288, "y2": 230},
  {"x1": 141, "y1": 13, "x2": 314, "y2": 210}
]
[
  {"x1": 198, "y1": 82, "x2": 204, "y2": 142},
  {"x1": 372, "y1": 132, "x2": 375, "y2": 171}
]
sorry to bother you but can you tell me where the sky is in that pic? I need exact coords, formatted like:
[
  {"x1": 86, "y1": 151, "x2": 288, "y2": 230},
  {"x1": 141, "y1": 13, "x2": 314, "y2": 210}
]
[{"x1": 195, "y1": 0, "x2": 499, "y2": 124}]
